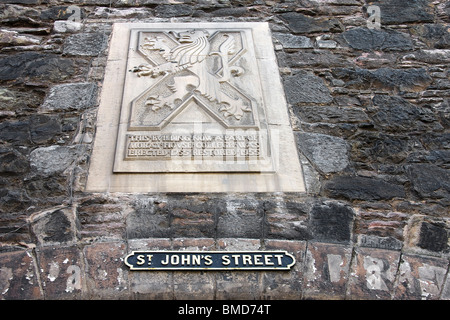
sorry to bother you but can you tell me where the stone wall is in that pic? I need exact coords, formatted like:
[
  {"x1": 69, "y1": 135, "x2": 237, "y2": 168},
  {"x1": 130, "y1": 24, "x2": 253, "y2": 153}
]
[{"x1": 0, "y1": 0, "x2": 449, "y2": 300}]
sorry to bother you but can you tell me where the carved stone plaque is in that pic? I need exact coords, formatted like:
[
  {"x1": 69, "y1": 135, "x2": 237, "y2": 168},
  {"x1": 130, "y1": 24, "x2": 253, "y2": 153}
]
[{"x1": 86, "y1": 22, "x2": 305, "y2": 192}]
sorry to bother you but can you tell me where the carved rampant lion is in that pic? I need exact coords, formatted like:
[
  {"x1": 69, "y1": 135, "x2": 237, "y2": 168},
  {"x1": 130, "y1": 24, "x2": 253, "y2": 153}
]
[{"x1": 133, "y1": 30, "x2": 250, "y2": 120}]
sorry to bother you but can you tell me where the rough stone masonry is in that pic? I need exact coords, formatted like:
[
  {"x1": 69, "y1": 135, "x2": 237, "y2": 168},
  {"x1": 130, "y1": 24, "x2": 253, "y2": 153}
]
[{"x1": 0, "y1": 0, "x2": 449, "y2": 300}]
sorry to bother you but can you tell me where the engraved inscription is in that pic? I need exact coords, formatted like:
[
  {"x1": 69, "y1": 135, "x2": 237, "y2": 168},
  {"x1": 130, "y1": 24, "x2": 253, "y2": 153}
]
[{"x1": 125, "y1": 133, "x2": 260, "y2": 160}]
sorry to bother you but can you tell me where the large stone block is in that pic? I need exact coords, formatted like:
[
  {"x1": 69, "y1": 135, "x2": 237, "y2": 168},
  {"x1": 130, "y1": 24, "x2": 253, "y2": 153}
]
[
  {"x1": 394, "y1": 254, "x2": 449, "y2": 300},
  {"x1": 36, "y1": 245, "x2": 85, "y2": 299},
  {"x1": 0, "y1": 250, "x2": 42, "y2": 300},
  {"x1": 346, "y1": 247, "x2": 401, "y2": 300},
  {"x1": 303, "y1": 242, "x2": 352, "y2": 299}
]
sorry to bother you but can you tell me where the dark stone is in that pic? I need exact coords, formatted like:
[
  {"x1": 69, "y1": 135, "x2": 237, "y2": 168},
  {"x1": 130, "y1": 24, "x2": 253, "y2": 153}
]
[
  {"x1": 283, "y1": 71, "x2": 332, "y2": 104},
  {"x1": 170, "y1": 197, "x2": 224, "y2": 238},
  {"x1": 265, "y1": 199, "x2": 312, "y2": 240},
  {"x1": 63, "y1": 33, "x2": 107, "y2": 56},
  {"x1": 279, "y1": 12, "x2": 344, "y2": 34},
  {"x1": 40, "y1": 6, "x2": 85, "y2": 21},
  {"x1": 30, "y1": 115, "x2": 61, "y2": 144},
  {"x1": 350, "y1": 132, "x2": 420, "y2": 165},
  {"x1": 42, "y1": 210, "x2": 73, "y2": 243},
  {"x1": 217, "y1": 198, "x2": 264, "y2": 239},
  {"x1": 406, "y1": 164, "x2": 450, "y2": 199},
  {"x1": 0, "y1": 52, "x2": 76, "y2": 83},
  {"x1": 155, "y1": 4, "x2": 193, "y2": 17},
  {"x1": 308, "y1": 201, "x2": 355, "y2": 244},
  {"x1": 366, "y1": 0, "x2": 434, "y2": 25},
  {"x1": 127, "y1": 199, "x2": 171, "y2": 238},
  {"x1": 296, "y1": 132, "x2": 349, "y2": 174},
  {"x1": 0, "y1": 120, "x2": 30, "y2": 144},
  {"x1": 294, "y1": 105, "x2": 369, "y2": 124},
  {"x1": 277, "y1": 51, "x2": 349, "y2": 68},
  {"x1": 41, "y1": 83, "x2": 98, "y2": 112},
  {"x1": 417, "y1": 222, "x2": 449, "y2": 253},
  {"x1": 369, "y1": 95, "x2": 439, "y2": 132},
  {"x1": 342, "y1": 27, "x2": 413, "y2": 51},
  {"x1": 323, "y1": 176, "x2": 406, "y2": 201},
  {"x1": 0, "y1": 147, "x2": 29, "y2": 174},
  {"x1": 332, "y1": 67, "x2": 432, "y2": 92},
  {"x1": 410, "y1": 24, "x2": 450, "y2": 49}
]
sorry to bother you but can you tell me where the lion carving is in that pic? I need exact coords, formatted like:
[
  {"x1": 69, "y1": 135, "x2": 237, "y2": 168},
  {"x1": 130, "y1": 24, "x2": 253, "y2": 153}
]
[{"x1": 133, "y1": 29, "x2": 250, "y2": 120}]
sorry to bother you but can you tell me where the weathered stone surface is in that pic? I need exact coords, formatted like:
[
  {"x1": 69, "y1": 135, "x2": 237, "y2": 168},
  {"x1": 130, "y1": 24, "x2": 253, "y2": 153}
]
[
  {"x1": 332, "y1": 67, "x2": 432, "y2": 92},
  {"x1": 29, "y1": 145, "x2": 81, "y2": 176},
  {"x1": 0, "y1": 53, "x2": 76, "y2": 83},
  {"x1": 284, "y1": 71, "x2": 332, "y2": 104},
  {"x1": 394, "y1": 254, "x2": 449, "y2": 300},
  {"x1": 365, "y1": 0, "x2": 434, "y2": 25},
  {"x1": 217, "y1": 198, "x2": 263, "y2": 239},
  {"x1": 30, "y1": 206, "x2": 78, "y2": 246},
  {"x1": 324, "y1": 176, "x2": 406, "y2": 201},
  {"x1": 347, "y1": 247, "x2": 401, "y2": 300},
  {"x1": 404, "y1": 215, "x2": 449, "y2": 254},
  {"x1": 0, "y1": 120, "x2": 30, "y2": 144},
  {"x1": 155, "y1": 4, "x2": 194, "y2": 17},
  {"x1": 83, "y1": 241, "x2": 129, "y2": 299},
  {"x1": 279, "y1": 12, "x2": 344, "y2": 34},
  {"x1": 342, "y1": 27, "x2": 413, "y2": 51},
  {"x1": 303, "y1": 242, "x2": 352, "y2": 299},
  {"x1": 265, "y1": 198, "x2": 311, "y2": 240},
  {"x1": 273, "y1": 33, "x2": 313, "y2": 49},
  {"x1": 369, "y1": 95, "x2": 440, "y2": 133},
  {"x1": 262, "y1": 240, "x2": 307, "y2": 299},
  {"x1": 308, "y1": 200, "x2": 355, "y2": 244},
  {"x1": 410, "y1": 24, "x2": 450, "y2": 49},
  {"x1": 41, "y1": 83, "x2": 97, "y2": 112},
  {"x1": 407, "y1": 164, "x2": 450, "y2": 199},
  {"x1": 30, "y1": 114, "x2": 62, "y2": 144},
  {"x1": 294, "y1": 105, "x2": 370, "y2": 124},
  {"x1": 0, "y1": 250, "x2": 42, "y2": 300},
  {"x1": 63, "y1": 33, "x2": 107, "y2": 56},
  {"x1": 128, "y1": 238, "x2": 173, "y2": 299},
  {"x1": 36, "y1": 245, "x2": 85, "y2": 299},
  {"x1": 296, "y1": 132, "x2": 349, "y2": 174},
  {"x1": 0, "y1": 147, "x2": 29, "y2": 174},
  {"x1": 216, "y1": 239, "x2": 261, "y2": 299}
]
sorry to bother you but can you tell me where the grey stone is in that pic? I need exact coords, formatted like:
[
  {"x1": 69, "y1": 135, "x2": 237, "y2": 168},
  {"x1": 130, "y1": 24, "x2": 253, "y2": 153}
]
[
  {"x1": 29, "y1": 145, "x2": 82, "y2": 176},
  {"x1": 283, "y1": 71, "x2": 332, "y2": 104},
  {"x1": 369, "y1": 95, "x2": 439, "y2": 133},
  {"x1": 127, "y1": 200, "x2": 171, "y2": 239},
  {"x1": 365, "y1": 0, "x2": 434, "y2": 25},
  {"x1": 0, "y1": 147, "x2": 29, "y2": 174},
  {"x1": 0, "y1": 52, "x2": 76, "y2": 82},
  {"x1": 0, "y1": 120, "x2": 30, "y2": 144},
  {"x1": 63, "y1": 33, "x2": 107, "y2": 56},
  {"x1": 358, "y1": 235, "x2": 403, "y2": 251},
  {"x1": 308, "y1": 200, "x2": 355, "y2": 244},
  {"x1": 296, "y1": 132, "x2": 349, "y2": 174},
  {"x1": 294, "y1": 105, "x2": 369, "y2": 124},
  {"x1": 30, "y1": 206, "x2": 77, "y2": 245},
  {"x1": 406, "y1": 164, "x2": 450, "y2": 199},
  {"x1": 41, "y1": 83, "x2": 97, "y2": 112},
  {"x1": 155, "y1": 4, "x2": 193, "y2": 17},
  {"x1": 217, "y1": 198, "x2": 264, "y2": 239},
  {"x1": 30, "y1": 114, "x2": 62, "y2": 144},
  {"x1": 342, "y1": 27, "x2": 413, "y2": 51},
  {"x1": 332, "y1": 67, "x2": 432, "y2": 92},
  {"x1": 410, "y1": 24, "x2": 450, "y2": 49},
  {"x1": 323, "y1": 176, "x2": 406, "y2": 201},
  {"x1": 273, "y1": 33, "x2": 313, "y2": 49},
  {"x1": 279, "y1": 12, "x2": 344, "y2": 34}
]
